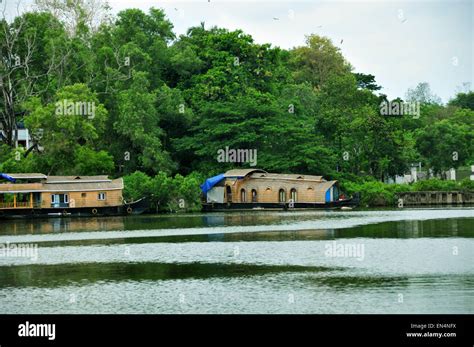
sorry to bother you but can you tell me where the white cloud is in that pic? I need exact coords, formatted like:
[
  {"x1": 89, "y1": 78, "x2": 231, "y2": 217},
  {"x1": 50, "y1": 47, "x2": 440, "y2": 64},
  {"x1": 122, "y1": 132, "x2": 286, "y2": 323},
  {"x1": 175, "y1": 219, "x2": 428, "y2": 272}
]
[{"x1": 3, "y1": 0, "x2": 471, "y2": 101}]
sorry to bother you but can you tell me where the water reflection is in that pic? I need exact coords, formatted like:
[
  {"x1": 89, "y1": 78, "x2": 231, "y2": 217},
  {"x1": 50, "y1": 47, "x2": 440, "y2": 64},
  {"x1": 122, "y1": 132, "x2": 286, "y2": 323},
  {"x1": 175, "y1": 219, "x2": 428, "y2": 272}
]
[
  {"x1": 2, "y1": 218, "x2": 472, "y2": 249},
  {"x1": 0, "y1": 209, "x2": 473, "y2": 314},
  {"x1": 1, "y1": 209, "x2": 473, "y2": 239},
  {"x1": 0, "y1": 217, "x2": 126, "y2": 235},
  {"x1": 0, "y1": 262, "x2": 341, "y2": 289}
]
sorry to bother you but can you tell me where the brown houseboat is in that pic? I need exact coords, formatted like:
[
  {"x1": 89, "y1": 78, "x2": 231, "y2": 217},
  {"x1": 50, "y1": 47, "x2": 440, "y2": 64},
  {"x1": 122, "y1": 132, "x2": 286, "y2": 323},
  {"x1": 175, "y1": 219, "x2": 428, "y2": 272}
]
[
  {"x1": 201, "y1": 169, "x2": 357, "y2": 211},
  {"x1": 0, "y1": 173, "x2": 148, "y2": 218}
]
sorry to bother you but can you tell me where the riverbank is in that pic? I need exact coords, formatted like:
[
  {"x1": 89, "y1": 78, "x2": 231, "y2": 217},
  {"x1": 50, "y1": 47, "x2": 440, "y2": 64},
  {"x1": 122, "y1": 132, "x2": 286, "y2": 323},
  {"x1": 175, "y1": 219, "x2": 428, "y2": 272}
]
[
  {"x1": 122, "y1": 171, "x2": 474, "y2": 211},
  {"x1": 341, "y1": 178, "x2": 474, "y2": 207}
]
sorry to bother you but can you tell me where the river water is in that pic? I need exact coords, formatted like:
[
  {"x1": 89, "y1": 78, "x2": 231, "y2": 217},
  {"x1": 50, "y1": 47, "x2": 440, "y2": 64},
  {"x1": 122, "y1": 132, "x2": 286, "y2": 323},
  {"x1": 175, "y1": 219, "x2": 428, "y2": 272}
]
[{"x1": 0, "y1": 208, "x2": 473, "y2": 314}]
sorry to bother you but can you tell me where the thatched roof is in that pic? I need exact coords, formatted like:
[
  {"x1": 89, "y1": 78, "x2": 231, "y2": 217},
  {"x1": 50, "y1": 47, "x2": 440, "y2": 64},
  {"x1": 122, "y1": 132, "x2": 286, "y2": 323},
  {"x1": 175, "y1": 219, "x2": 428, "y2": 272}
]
[
  {"x1": 315, "y1": 180, "x2": 337, "y2": 192},
  {"x1": 248, "y1": 172, "x2": 324, "y2": 182},
  {"x1": 223, "y1": 168, "x2": 327, "y2": 182},
  {"x1": 46, "y1": 175, "x2": 111, "y2": 183},
  {"x1": 5, "y1": 173, "x2": 47, "y2": 180},
  {"x1": 42, "y1": 178, "x2": 123, "y2": 191},
  {"x1": 0, "y1": 177, "x2": 123, "y2": 193},
  {"x1": 224, "y1": 169, "x2": 267, "y2": 177}
]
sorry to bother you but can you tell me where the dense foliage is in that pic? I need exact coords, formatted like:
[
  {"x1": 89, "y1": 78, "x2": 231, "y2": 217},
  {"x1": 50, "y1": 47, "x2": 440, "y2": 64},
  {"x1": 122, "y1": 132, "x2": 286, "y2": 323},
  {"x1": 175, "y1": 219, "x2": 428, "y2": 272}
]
[
  {"x1": 343, "y1": 179, "x2": 474, "y2": 207},
  {"x1": 1, "y1": 3, "x2": 473, "y2": 207},
  {"x1": 122, "y1": 171, "x2": 204, "y2": 212}
]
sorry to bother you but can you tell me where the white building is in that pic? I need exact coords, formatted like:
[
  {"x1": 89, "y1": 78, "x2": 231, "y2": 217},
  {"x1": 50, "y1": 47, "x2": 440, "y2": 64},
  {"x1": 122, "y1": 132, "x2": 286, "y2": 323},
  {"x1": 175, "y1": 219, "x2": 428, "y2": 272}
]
[
  {"x1": 0, "y1": 126, "x2": 32, "y2": 149},
  {"x1": 16, "y1": 128, "x2": 31, "y2": 148}
]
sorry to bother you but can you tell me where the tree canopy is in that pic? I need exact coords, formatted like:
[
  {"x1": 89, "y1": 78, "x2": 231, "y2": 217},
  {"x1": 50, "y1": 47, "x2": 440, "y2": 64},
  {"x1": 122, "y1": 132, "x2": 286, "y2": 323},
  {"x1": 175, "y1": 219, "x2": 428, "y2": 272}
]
[{"x1": 1, "y1": 4, "x2": 472, "y2": 184}]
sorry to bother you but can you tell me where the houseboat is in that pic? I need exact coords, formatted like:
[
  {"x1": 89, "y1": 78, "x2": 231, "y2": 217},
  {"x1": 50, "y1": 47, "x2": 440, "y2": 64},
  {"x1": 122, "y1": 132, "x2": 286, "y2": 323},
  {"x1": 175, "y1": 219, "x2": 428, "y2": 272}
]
[
  {"x1": 0, "y1": 173, "x2": 148, "y2": 218},
  {"x1": 200, "y1": 169, "x2": 358, "y2": 211}
]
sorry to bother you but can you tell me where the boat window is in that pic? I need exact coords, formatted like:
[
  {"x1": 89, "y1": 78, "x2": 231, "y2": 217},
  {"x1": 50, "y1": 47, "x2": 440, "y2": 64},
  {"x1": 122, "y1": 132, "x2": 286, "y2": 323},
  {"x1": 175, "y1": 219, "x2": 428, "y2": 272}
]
[
  {"x1": 251, "y1": 189, "x2": 257, "y2": 202},
  {"x1": 290, "y1": 188, "x2": 297, "y2": 202},
  {"x1": 51, "y1": 194, "x2": 69, "y2": 207},
  {"x1": 279, "y1": 189, "x2": 286, "y2": 203},
  {"x1": 240, "y1": 189, "x2": 246, "y2": 202},
  {"x1": 98, "y1": 192, "x2": 106, "y2": 201},
  {"x1": 82, "y1": 193, "x2": 87, "y2": 198}
]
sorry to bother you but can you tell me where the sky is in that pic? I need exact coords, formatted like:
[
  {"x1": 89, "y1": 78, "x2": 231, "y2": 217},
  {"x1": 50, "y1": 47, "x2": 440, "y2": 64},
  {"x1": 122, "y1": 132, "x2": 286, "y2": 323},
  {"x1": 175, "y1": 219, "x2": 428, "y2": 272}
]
[{"x1": 3, "y1": 0, "x2": 473, "y2": 102}]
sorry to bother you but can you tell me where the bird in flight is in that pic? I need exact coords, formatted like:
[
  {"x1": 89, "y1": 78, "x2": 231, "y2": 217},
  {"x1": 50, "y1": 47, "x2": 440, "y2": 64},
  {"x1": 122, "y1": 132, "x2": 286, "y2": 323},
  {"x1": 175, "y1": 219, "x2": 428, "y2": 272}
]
[
  {"x1": 340, "y1": 39, "x2": 344, "y2": 44},
  {"x1": 273, "y1": 17, "x2": 279, "y2": 20}
]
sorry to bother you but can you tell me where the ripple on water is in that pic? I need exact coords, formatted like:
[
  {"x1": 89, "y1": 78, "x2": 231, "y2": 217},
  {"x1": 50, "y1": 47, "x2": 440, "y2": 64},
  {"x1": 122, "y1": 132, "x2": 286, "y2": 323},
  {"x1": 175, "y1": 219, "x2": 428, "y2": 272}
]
[{"x1": 0, "y1": 209, "x2": 473, "y2": 313}]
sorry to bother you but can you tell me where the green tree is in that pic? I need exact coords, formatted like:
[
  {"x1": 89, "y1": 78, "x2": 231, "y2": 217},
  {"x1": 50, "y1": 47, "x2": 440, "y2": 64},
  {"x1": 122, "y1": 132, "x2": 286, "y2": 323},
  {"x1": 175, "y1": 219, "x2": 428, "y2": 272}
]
[
  {"x1": 448, "y1": 91, "x2": 474, "y2": 111},
  {"x1": 114, "y1": 72, "x2": 175, "y2": 174},
  {"x1": 289, "y1": 34, "x2": 351, "y2": 89},
  {"x1": 0, "y1": 12, "x2": 70, "y2": 147},
  {"x1": 415, "y1": 119, "x2": 473, "y2": 175},
  {"x1": 0, "y1": 145, "x2": 38, "y2": 173},
  {"x1": 73, "y1": 146, "x2": 114, "y2": 175},
  {"x1": 123, "y1": 171, "x2": 152, "y2": 201},
  {"x1": 23, "y1": 84, "x2": 110, "y2": 174},
  {"x1": 354, "y1": 73, "x2": 382, "y2": 91}
]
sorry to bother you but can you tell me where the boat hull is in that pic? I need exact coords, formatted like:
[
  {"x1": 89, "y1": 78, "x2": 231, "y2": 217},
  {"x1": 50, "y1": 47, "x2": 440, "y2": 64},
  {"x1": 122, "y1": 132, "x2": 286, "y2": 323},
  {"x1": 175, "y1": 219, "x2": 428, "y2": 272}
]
[
  {"x1": 201, "y1": 198, "x2": 358, "y2": 212},
  {"x1": 0, "y1": 198, "x2": 149, "y2": 219}
]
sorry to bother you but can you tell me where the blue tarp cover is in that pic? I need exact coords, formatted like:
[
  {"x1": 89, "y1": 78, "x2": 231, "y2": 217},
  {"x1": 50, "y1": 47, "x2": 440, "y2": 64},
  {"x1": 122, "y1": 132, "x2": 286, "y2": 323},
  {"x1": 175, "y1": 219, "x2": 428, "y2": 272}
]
[
  {"x1": 200, "y1": 173, "x2": 225, "y2": 194},
  {"x1": 0, "y1": 173, "x2": 16, "y2": 183}
]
